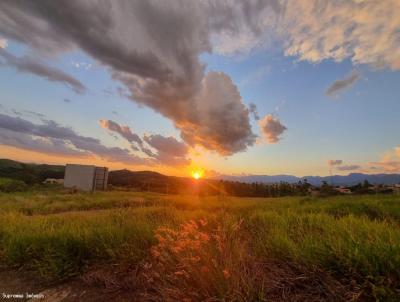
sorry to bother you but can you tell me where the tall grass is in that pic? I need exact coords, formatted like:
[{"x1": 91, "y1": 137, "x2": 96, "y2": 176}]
[
  {"x1": 0, "y1": 190, "x2": 399, "y2": 299},
  {"x1": 0, "y1": 207, "x2": 176, "y2": 279}
]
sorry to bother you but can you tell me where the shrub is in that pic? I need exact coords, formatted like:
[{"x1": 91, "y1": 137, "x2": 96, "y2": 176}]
[{"x1": 0, "y1": 177, "x2": 28, "y2": 192}]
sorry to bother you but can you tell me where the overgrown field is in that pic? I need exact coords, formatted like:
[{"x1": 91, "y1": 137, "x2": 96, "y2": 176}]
[{"x1": 0, "y1": 190, "x2": 399, "y2": 301}]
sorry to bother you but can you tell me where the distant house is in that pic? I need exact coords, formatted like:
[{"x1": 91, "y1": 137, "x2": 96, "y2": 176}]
[
  {"x1": 64, "y1": 164, "x2": 108, "y2": 192},
  {"x1": 386, "y1": 184, "x2": 400, "y2": 194},
  {"x1": 43, "y1": 178, "x2": 64, "y2": 185}
]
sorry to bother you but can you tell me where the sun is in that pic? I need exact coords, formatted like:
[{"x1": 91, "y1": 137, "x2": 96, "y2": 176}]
[{"x1": 191, "y1": 170, "x2": 203, "y2": 180}]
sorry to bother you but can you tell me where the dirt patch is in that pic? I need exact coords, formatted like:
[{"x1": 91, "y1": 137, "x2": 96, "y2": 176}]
[
  {"x1": 260, "y1": 261, "x2": 363, "y2": 301},
  {"x1": 0, "y1": 269, "x2": 46, "y2": 301},
  {"x1": 0, "y1": 261, "x2": 363, "y2": 302},
  {"x1": 0, "y1": 269, "x2": 137, "y2": 302}
]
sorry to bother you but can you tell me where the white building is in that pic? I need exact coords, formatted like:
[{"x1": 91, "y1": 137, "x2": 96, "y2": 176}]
[
  {"x1": 64, "y1": 164, "x2": 108, "y2": 192},
  {"x1": 43, "y1": 178, "x2": 64, "y2": 185}
]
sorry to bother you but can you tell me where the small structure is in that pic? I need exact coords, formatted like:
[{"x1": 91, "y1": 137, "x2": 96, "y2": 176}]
[
  {"x1": 334, "y1": 186, "x2": 352, "y2": 194},
  {"x1": 64, "y1": 164, "x2": 108, "y2": 192},
  {"x1": 386, "y1": 184, "x2": 400, "y2": 194},
  {"x1": 43, "y1": 178, "x2": 64, "y2": 185}
]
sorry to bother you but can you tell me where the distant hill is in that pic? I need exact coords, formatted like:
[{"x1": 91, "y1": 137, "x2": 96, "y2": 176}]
[
  {"x1": 216, "y1": 173, "x2": 400, "y2": 186},
  {"x1": 108, "y1": 169, "x2": 169, "y2": 186},
  {"x1": 0, "y1": 159, "x2": 64, "y2": 184},
  {"x1": 1, "y1": 158, "x2": 399, "y2": 187},
  {"x1": 108, "y1": 169, "x2": 206, "y2": 194}
]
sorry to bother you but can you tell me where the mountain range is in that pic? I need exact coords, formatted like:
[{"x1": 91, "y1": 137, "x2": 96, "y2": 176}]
[{"x1": 215, "y1": 173, "x2": 400, "y2": 186}]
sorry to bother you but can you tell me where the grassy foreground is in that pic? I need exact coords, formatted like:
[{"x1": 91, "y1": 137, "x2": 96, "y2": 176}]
[{"x1": 0, "y1": 190, "x2": 399, "y2": 300}]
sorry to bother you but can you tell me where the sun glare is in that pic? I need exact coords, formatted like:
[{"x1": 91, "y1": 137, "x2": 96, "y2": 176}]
[{"x1": 191, "y1": 170, "x2": 203, "y2": 180}]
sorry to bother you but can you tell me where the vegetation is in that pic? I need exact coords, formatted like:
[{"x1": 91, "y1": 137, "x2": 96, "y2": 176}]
[
  {"x1": 0, "y1": 189, "x2": 399, "y2": 300},
  {"x1": 0, "y1": 177, "x2": 28, "y2": 192},
  {"x1": 0, "y1": 159, "x2": 64, "y2": 184},
  {"x1": 2, "y1": 159, "x2": 399, "y2": 198}
]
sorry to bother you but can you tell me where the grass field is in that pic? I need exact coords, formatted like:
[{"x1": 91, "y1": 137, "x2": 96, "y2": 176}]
[{"x1": 0, "y1": 190, "x2": 399, "y2": 301}]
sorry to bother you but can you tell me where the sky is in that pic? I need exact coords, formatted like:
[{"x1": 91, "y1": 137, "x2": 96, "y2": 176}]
[{"x1": 0, "y1": 0, "x2": 399, "y2": 177}]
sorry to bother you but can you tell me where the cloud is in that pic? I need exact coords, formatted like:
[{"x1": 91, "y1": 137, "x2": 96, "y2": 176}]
[
  {"x1": 0, "y1": 37, "x2": 7, "y2": 49},
  {"x1": 259, "y1": 114, "x2": 287, "y2": 143},
  {"x1": 327, "y1": 160, "x2": 363, "y2": 172},
  {"x1": 367, "y1": 146, "x2": 400, "y2": 173},
  {"x1": 281, "y1": 0, "x2": 400, "y2": 70},
  {"x1": 0, "y1": 113, "x2": 149, "y2": 165},
  {"x1": 249, "y1": 103, "x2": 260, "y2": 120},
  {"x1": 1, "y1": 0, "x2": 398, "y2": 158},
  {"x1": 328, "y1": 159, "x2": 343, "y2": 166},
  {"x1": 99, "y1": 119, "x2": 143, "y2": 146},
  {"x1": 207, "y1": 1, "x2": 400, "y2": 71},
  {"x1": 175, "y1": 72, "x2": 255, "y2": 155},
  {"x1": 326, "y1": 71, "x2": 359, "y2": 96},
  {"x1": 0, "y1": 1, "x2": 398, "y2": 71},
  {"x1": 0, "y1": 128, "x2": 86, "y2": 157},
  {"x1": 143, "y1": 134, "x2": 188, "y2": 158},
  {"x1": 0, "y1": 1, "x2": 259, "y2": 156},
  {"x1": 336, "y1": 164, "x2": 360, "y2": 171},
  {"x1": 99, "y1": 119, "x2": 190, "y2": 166},
  {"x1": 143, "y1": 134, "x2": 190, "y2": 166},
  {"x1": 368, "y1": 161, "x2": 400, "y2": 173},
  {"x1": 63, "y1": 98, "x2": 72, "y2": 103},
  {"x1": 0, "y1": 49, "x2": 86, "y2": 94}
]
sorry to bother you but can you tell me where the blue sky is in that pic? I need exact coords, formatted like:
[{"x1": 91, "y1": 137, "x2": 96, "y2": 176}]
[{"x1": 0, "y1": 1, "x2": 399, "y2": 177}]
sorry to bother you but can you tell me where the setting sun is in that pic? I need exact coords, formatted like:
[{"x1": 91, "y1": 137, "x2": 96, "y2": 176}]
[{"x1": 191, "y1": 170, "x2": 203, "y2": 179}]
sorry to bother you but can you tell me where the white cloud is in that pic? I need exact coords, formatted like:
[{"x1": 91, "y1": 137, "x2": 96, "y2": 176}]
[
  {"x1": 212, "y1": 0, "x2": 400, "y2": 70},
  {"x1": 367, "y1": 146, "x2": 400, "y2": 173},
  {"x1": 281, "y1": 0, "x2": 400, "y2": 70}
]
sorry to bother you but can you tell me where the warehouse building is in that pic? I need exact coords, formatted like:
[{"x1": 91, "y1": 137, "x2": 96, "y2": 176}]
[{"x1": 64, "y1": 164, "x2": 108, "y2": 192}]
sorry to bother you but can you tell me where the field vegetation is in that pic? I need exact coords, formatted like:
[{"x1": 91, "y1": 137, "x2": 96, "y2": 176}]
[{"x1": 0, "y1": 189, "x2": 399, "y2": 301}]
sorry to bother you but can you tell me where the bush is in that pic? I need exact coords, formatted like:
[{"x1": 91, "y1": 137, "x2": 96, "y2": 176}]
[{"x1": 0, "y1": 178, "x2": 28, "y2": 192}]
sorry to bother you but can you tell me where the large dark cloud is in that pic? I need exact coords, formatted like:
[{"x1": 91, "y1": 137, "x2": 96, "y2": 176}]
[
  {"x1": 0, "y1": 113, "x2": 149, "y2": 165},
  {"x1": 326, "y1": 71, "x2": 359, "y2": 97},
  {"x1": 0, "y1": 1, "x2": 265, "y2": 155},
  {"x1": 0, "y1": 49, "x2": 86, "y2": 94}
]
